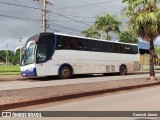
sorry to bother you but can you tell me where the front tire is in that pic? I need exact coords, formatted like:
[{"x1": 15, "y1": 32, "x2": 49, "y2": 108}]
[{"x1": 59, "y1": 66, "x2": 72, "y2": 79}]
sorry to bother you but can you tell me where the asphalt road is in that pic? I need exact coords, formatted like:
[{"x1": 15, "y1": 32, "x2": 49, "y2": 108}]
[
  {"x1": 1, "y1": 73, "x2": 160, "y2": 91},
  {"x1": 33, "y1": 86, "x2": 160, "y2": 120}
]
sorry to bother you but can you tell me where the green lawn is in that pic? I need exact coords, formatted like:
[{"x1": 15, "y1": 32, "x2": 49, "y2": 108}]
[{"x1": 0, "y1": 65, "x2": 20, "y2": 75}]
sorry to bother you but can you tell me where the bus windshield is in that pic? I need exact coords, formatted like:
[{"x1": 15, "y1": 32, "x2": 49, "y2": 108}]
[{"x1": 21, "y1": 42, "x2": 35, "y2": 66}]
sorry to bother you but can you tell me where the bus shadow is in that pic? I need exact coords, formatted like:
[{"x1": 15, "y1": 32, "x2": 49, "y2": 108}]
[
  {"x1": 25, "y1": 72, "x2": 147, "y2": 81},
  {"x1": 26, "y1": 73, "x2": 120, "y2": 81}
]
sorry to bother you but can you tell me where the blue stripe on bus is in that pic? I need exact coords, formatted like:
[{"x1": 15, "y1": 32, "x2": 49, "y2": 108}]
[{"x1": 21, "y1": 68, "x2": 37, "y2": 77}]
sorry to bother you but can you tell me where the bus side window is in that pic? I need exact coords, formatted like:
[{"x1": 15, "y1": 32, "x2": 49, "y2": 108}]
[
  {"x1": 122, "y1": 45, "x2": 125, "y2": 53},
  {"x1": 36, "y1": 34, "x2": 55, "y2": 63},
  {"x1": 88, "y1": 40, "x2": 93, "y2": 51},
  {"x1": 74, "y1": 39, "x2": 79, "y2": 50},
  {"x1": 57, "y1": 36, "x2": 64, "y2": 49},
  {"x1": 65, "y1": 40, "x2": 70, "y2": 49},
  {"x1": 70, "y1": 38, "x2": 74, "y2": 50},
  {"x1": 63, "y1": 36, "x2": 70, "y2": 49},
  {"x1": 78, "y1": 39, "x2": 82, "y2": 50},
  {"x1": 112, "y1": 43, "x2": 119, "y2": 53},
  {"x1": 132, "y1": 46, "x2": 138, "y2": 54},
  {"x1": 92, "y1": 41, "x2": 99, "y2": 51},
  {"x1": 81, "y1": 39, "x2": 88, "y2": 51},
  {"x1": 98, "y1": 42, "x2": 102, "y2": 52},
  {"x1": 113, "y1": 43, "x2": 121, "y2": 53},
  {"x1": 36, "y1": 44, "x2": 47, "y2": 63},
  {"x1": 124, "y1": 45, "x2": 131, "y2": 54},
  {"x1": 70, "y1": 38, "x2": 79, "y2": 50},
  {"x1": 103, "y1": 42, "x2": 112, "y2": 53}
]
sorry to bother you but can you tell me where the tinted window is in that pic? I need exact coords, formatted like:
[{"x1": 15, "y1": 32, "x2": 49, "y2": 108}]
[
  {"x1": 124, "y1": 45, "x2": 131, "y2": 54},
  {"x1": 70, "y1": 38, "x2": 82, "y2": 50},
  {"x1": 130, "y1": 45, "x2": 138, "y2": 54},
  {"x1": 36, "y1": 34, "x2": 55, "y2": 63},
  {"x1": 101, "y1": 42, "x2": 113, "y2": 52},
  {"x1": 57, "y1": 36, "x2": 71, "y2": 49},
  {"x1": 36, "y1": 44, "x2": 47, "y2": 63},
  {"x1": 56, "y1": 36, "x2": 64, "y2": 49},
  {"x1": 56, "y1": 35, "x2": 138, "y2": 54},
  {"x1": 112, "y1": 43, "x2": 122, "y2": 53},
  {"x1": 80, "y1": 39, "x2": 88, "y2": 51}
]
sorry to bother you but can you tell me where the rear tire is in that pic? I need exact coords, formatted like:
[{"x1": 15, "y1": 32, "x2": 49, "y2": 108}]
[
  {"x1": 120, "y1": 65, "x2": 127, "y2": 75},
  {"x1": 59, "y1": 66, "x2": 72, "y2": 79}
]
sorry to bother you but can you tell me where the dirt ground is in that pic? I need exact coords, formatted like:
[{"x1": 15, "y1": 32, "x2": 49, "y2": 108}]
[{"x1": 0, "y1": 75, "x2": 23, "y2": 81}]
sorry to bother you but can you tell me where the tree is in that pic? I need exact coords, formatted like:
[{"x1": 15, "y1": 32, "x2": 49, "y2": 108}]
[
  {"x1": 155, "y1": 45, "x2": 160, "y2": 65},
  {"x1": 94, "y1": 13, "x2": 122, "y2": 40},
  {"x1": 155, "y1": 45, "x2": 160, "y2": 55},
  {"x1": 119, "y1": 31, "x2": 138, "y2": 44},
  {"x1": 0, "y1": 50, "x2": 20, "y2": 65},
  {"x1": 0, "y1": 55, "x2": 2, "y2": 62},
  {"x1": 123, "y1": 0, "x2": 160, "y2": 80},
  {"x1": 0, "y1": 50, "x2": 6, "y2": 62},
  {"x1": 82, "y1": 26, "x2": 100, "y2": 38}
]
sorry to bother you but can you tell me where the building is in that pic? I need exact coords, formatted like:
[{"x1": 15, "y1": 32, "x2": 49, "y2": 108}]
[{"x1": 138, "y1": 41, "x2": 159, "y2": 65}]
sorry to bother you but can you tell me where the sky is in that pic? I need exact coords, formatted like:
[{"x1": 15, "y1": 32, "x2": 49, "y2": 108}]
[{"x1": 0, "y1": 0, "x2": 160, "y2": 50}]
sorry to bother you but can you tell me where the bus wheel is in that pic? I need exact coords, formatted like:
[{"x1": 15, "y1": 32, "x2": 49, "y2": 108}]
[
  {"x1": 120, "y1": 65, "x2": 127, "y2": 75},
  {"x1": 59, "y1": 66, "x2": 72, "y2": 79}
]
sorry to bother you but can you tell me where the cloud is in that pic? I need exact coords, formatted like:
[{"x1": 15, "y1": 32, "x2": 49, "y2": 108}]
[{"x1": 3, "y1": 0, "x2": 158, "y2": 50}]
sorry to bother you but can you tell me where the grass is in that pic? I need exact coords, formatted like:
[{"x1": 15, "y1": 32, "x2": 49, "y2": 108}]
[
  {"x1": 0, "y1": 65, "x2": 20, "y2": 75},
  {"x1": 141, "y1": 65, "x2": 160, "y2": 71},
  {"x1": 0, "y1": 72, "x2": 20, "y2": 75}
]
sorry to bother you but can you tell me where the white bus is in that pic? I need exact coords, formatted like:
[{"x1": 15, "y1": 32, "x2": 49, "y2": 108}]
[{"x1": 20, "y1": 32, "x2": 140, "y2": 79}]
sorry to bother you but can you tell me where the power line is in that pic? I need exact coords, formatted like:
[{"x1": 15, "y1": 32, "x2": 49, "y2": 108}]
[
  {"x1": 48, "y1": 28, "x2": 60, "y2": 32},
  {"x1": 49, "y1": 11, "x2": 92, "y2": 26},
  {"x1": 0, "y1": 1, "x2": 92, "y2": 27},
  {"x1": 0, "y1": 13, "x2": 83, "y2": 33},
  {"x1": 49, "y1": 22, "x2": 82, "y2": 32},
  {"x1": 30, "y1": 0, "x2": 43, "y2": 9},
  {"x1": 49, "y1": 19, "x2": 95, "y2": 23},
  {"x1": 55, "y1": 0, "x2": 118, "y2": 9},
  {"x1": 0, "y1": 14, "x2": 41, "y2": 23},
  {"x1": 48, "y1": 27, "x2": 80, "y2": 35},
  {"x1": 0, "y1": 1, "x2": 41, "y2": 10},
  {"x1": 0, "y1": 1, "x2": 124, "y2": 33},
  {"x1": 53, "y1": 14, "x2": 96, "y2": 19}
]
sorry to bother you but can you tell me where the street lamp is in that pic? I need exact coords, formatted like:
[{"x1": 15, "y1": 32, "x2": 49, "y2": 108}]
[
  {"x1": 19, "y1": 38, "x2": 22, "y2": 64},
  {"x1": 6, "y1": 43, "x2": 8, "y2": 67}
]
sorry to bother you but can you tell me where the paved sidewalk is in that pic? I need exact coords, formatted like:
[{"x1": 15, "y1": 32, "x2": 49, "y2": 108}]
[{"x1": 0, "y1": 76, "x2": 160, "y2": 111}]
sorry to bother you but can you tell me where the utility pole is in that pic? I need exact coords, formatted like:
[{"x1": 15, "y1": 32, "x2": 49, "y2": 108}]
[
  {"x1": 43, "y1": 0, "x2": 46, "y2": 32},
  {"x1": 33, "y1": 0, "x2": 52, "y2": 32}
]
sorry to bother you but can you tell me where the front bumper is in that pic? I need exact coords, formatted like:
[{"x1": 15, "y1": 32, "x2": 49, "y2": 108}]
[{"x1": 21, "y1": 68, "x2": 37, "y2": 77}]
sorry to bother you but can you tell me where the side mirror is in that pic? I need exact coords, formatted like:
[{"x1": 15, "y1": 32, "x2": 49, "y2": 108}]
[
  {"x1": 26, "y1": 41, "x2": 35, "y2": 51},
  {"x1": 14, "y1": 46, "x2": 22, "y2": 55}
]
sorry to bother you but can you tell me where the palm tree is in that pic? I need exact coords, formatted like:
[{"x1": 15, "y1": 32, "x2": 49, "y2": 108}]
[
  {"x1": 94, "y1": 13, "x2": 122, "y2": 40},
  {"x1": 82, "y1": 26, "x2": 100, "y2": 38},
  {"x1": 122, "y1": 0, "x2": 160, "y2": 80},
  {"x1": 119, "y1": 30, "x2": 138, "y2": 44}
]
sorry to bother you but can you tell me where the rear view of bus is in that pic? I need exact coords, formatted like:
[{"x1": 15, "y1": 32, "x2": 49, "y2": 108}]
[{"x1": 20, "y1": 33, "x2": 55, "y2": 77}]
